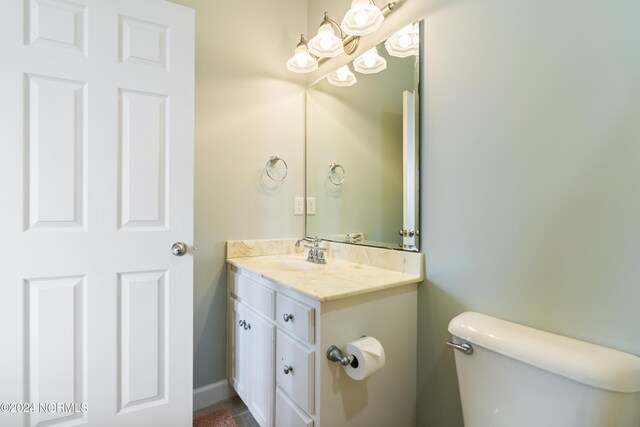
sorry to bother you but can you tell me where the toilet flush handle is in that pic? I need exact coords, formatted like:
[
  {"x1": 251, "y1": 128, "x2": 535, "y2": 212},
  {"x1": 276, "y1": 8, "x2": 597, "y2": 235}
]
[{"x1": 446, "y1": 341, "x2": 474, "y2": 355}]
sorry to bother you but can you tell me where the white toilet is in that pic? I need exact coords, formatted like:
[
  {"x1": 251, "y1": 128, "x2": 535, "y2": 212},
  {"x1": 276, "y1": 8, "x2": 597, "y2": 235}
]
[{"x1": 448, "y1": 312, "x2": 640, "y2": 427}]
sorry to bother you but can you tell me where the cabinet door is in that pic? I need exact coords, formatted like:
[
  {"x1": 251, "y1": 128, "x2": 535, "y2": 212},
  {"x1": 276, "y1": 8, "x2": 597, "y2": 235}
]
[
  {"x1": 229, "y1": 298, "x2": 251, "y2": 402},
  {"x1": 247, "y1": 310, "x2": 275, "y2": 427}
]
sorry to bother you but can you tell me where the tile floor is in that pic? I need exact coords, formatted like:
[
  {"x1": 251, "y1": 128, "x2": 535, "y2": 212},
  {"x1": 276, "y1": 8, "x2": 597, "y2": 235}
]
[{"x1": 193, "y1": 395, "x2": 258, "y2": 427}]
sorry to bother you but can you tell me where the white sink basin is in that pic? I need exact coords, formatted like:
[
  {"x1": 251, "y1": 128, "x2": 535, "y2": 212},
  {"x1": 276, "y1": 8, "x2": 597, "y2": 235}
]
[{"x1": 265, "y1": 258, "x2": 320, "y2": 271}]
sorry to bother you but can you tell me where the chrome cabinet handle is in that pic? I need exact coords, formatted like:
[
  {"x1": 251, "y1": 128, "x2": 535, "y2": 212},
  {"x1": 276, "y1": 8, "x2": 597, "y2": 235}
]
[
  {"x1": 283, "y1": 313, "x2": 293, "y2": 322},
  {"x1": 283, "y1": 365, "x2": 293, "y2": 375},
  {"x1": 171, "y1": 242, "x2": 187, "y2": 256},
  {"x1": 238, "y1": 320, "x2": 250, "y2": 330},
  {"x1": 446, "y1": 341, "x2": 474, "y2": 355}
]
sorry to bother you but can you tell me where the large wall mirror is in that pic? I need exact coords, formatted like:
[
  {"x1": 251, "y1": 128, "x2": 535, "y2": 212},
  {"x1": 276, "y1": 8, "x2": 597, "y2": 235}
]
[{"x1": 305, "y1": 20, "x2": 421, "y2": 251}]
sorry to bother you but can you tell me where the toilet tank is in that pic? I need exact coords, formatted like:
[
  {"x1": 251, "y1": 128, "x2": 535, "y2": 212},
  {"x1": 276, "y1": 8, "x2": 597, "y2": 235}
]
[{"x1": 448, "y1": 312, "x2": 640, "y2": 427}]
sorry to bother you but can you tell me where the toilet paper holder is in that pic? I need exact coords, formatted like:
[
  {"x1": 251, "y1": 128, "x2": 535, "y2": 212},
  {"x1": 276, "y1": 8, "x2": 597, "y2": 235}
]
[{"x1": 326, "y1": 345, "x2": 357, "y2": 367}]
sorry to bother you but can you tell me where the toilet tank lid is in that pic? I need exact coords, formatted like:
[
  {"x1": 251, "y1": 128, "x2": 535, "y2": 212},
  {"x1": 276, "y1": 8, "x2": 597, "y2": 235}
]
[{"x1": 448, "y1": 311, "x2": 640, "y2": 393}]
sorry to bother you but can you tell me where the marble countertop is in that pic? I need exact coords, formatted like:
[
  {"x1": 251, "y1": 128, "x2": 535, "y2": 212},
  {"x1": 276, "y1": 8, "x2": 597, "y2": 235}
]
[{"x1": 227, "y1": 253, "x2": 423, "y2": 302}]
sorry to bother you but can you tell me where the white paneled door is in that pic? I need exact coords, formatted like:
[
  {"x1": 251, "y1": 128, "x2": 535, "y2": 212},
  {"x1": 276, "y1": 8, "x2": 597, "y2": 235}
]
[{"x1": 0, "y1": 1, "x2": 194, "y2": 426}]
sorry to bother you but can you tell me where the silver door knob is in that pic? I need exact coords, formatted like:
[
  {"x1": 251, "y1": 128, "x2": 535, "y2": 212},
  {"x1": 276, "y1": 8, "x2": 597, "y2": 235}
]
[
  {"x1": 283, "y1": 365, "x2": 293, "y2": 375},
  {"x1": 171, "y1": 242, "x2": 187, "y2": 256}
]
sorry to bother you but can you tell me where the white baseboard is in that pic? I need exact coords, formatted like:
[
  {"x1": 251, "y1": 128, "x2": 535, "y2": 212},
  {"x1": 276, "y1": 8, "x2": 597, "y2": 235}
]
[{"x1": 193, "y1": 379, "x2": 236, "y2": 411}]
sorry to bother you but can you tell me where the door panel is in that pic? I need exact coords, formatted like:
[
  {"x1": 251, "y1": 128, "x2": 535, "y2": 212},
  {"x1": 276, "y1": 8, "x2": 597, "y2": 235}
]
[
  {"x1": 120, "y1": 15, "x2": 168, "y2": 70},
  {"x1": 27, "y1": 0, "x2": 88, "y2": 55},
  {"x1": 118, "y1": 270, "x2": 167, "y2": 412},
  {"x1": 118, "y1": 89, "x2": 168, "y2": 229},
  {"x1": 25, "y1": 73, "x2": 87, "y2": 231},
  {"x1": 26, "y1": 276, "x2": 87, "y2": 426}
]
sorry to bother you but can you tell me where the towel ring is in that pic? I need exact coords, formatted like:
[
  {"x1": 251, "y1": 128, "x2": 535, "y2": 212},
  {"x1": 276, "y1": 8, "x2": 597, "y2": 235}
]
[
  {"x1": 265, "y1": 156, "x2": 288, "y2": 181},
  {"x1": 328, "y1": 163, "x2": 346, "y2": 185}
]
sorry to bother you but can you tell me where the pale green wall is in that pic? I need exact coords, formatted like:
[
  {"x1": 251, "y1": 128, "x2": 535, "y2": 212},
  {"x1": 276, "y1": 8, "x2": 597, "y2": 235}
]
[
  {"x1": 418, "y1": 0, "x2": 640, "y2": 425},
  {"x1": 169, "y1": 0, "x2": 307, "y2": 388}
]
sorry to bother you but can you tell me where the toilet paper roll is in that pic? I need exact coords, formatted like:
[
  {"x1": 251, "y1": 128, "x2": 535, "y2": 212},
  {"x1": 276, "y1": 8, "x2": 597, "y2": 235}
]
[{"x1": 343, "y1": 336, "x2": 386, "y2": 381}]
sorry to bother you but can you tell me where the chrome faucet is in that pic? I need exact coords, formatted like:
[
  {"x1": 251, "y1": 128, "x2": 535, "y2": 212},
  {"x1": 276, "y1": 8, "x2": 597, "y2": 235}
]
[
  {"x1": 345, "y1": 233, "x2": 363, "y2": 243},
  {"x1": 295, "y1": 236, "x2": 327, "y2": 264}
]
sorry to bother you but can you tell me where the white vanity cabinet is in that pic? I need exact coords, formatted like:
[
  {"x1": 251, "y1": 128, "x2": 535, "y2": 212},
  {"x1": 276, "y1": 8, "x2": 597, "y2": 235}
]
[
  {"x1": 227, "y1": 261, "x2": 419, "y2": 427},
  {"x1": 227, "y1": 270, "x2": 276, "y2": 427}
]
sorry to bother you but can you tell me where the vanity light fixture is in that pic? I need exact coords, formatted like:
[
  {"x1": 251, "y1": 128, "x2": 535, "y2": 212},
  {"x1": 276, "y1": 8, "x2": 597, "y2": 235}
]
[
  {"x1": 385, "y1": 22, "x2": 419, "y2": 57},
  {"x1": 286, "y1": 34, "x2": 319, "y2": 73},
  {"x1": 341, "y1": 0, "x2": 386, "y2": 36},
  {"x1": 353, "y1": 46, "x2": 387, "y2": 74},
  {"x1": 327, "y1": 64, "x2": 357, "y2": 87},
  {"x1": 285, "y1": 2, "x2": 396, "y2": 73}
]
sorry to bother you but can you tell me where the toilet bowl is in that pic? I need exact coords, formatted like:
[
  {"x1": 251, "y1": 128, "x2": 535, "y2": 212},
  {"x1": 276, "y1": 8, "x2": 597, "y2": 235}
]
[{"x1": 448, "y1": 312, "x2": 640, "y2": 427}]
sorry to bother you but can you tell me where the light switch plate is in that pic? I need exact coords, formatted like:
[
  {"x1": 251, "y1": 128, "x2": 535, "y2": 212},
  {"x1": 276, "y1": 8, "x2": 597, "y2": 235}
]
[
  {"x1": 294, "y1": 197, "x2": 304, "y2": 215},
  {"x1": 307, "y1": 197, "x2": 316, "y2": 215}
]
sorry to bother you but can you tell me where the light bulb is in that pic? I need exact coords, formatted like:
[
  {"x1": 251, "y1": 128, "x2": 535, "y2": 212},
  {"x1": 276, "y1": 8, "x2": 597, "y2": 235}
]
[
  {"x1": 287, "y1": 40, "x2": 318, "y2": 73},
  {"x1": 341, "y1": 0, "x2": 384, "y2": 36},
  {"x1": 384, "y1": 23, "x2": 420, "y2": 58},
  {"x1": 353, "y1": 47, "x2": 386, "y2": 74},
  {"x1": 308, "y1": 21, "x2": 344, "y2": 58},
  {"x1": 365, "y1": 56, "x2": 375, "y2": 67},
  {"x1": 354, "y1": 9, "x2": 369, "y2": 26},
  {"x1": 295, "y1": 54, "x2": 307, "y2": 67},
  {"x1": 327, "y1": 65, "x2": 356, "y2": 87},
  {"x1": 399, "y1": 33, "x2": 411, "y2": 48},
  {"x1": 336, "y1": 66, "x2": 349, "y2": 81},
  {"x1": 320, "y1": 36, "x2": 332, "y2": 50}
]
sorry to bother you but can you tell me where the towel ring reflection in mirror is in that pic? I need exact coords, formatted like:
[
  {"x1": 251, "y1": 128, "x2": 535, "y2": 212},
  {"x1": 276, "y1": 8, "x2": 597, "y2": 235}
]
[
  {"x1": 265, "y1": 156, "x2": 288, "y2": 181},
  {"x1": 328, "y1": 163, "x2": 346, "y2": 185}
]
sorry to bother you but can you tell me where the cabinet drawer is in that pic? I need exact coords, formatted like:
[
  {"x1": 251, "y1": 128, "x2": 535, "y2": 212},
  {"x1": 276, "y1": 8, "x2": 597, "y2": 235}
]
[
  {"x1": 276, "y1": 387, "x2": 313, "y2": 427},
  {"x1": 229, "y1": 270, "x2": 274, "y2": 318},
  {"x1": 276, "y1": 330, "x2": 314, "y2": 414},
  {"x1": 277, "y1": 293, "x2": 315, "y2": 344}
]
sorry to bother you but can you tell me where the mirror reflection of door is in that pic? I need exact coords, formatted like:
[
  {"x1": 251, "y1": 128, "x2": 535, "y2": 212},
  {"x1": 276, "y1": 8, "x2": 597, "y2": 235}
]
[{"x1": 403, "y1": 90, "x2": 419, "y2": 250}]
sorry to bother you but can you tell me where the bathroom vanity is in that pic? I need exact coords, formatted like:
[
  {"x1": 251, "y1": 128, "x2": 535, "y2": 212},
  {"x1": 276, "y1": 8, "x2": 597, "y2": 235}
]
[{"x1": 226, "y1": 239, "x2": 423, "y2": 427}]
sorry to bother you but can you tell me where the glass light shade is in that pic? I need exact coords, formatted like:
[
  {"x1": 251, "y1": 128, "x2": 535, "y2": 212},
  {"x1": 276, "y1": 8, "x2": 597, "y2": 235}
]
[
  {"x1": 384, "y1": 23, "x2": 419, "y2": 57},
  {"x1": 327, "y1": 65, "x2": 357, "y2": 87},
  {"x1": 286, "y1": 44, "x2": 318, "y2": 73},
  {"x1": 341, "y1": 0, "x2": 384, "y2": 36},
  {"x1": 308, "y1": 23, "x2": 344, "y2": 58},
  {"x1": 353, "y1": 47, "x2": 387, "y2": 74}
]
